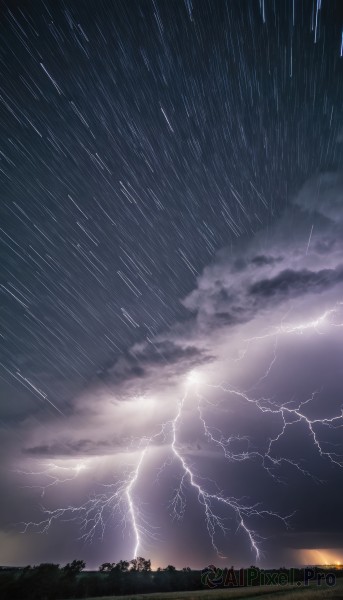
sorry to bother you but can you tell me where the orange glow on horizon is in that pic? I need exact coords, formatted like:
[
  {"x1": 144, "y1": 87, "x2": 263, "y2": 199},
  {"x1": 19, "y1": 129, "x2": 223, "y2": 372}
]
[{"x1": 295, "y1": 548, "x2": 343, "y2": 566}]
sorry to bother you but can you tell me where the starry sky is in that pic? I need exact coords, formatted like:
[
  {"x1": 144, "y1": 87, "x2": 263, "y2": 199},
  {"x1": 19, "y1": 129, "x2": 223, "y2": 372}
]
[{"x1": 1, "y1": 0, "x2": 343, "y2": 570}]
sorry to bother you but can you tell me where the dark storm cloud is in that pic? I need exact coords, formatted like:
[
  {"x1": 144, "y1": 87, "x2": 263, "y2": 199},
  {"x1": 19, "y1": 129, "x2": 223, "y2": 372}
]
[
  {"x1": 23, "y1": 438, "x2": 115, "y2": 457},
  {"x1": 94, "y1": 340, "x2": 214, "y2": 387},
  {"x1": 249, "y1": 265, "x2": 343, "y2": 299},
  {"x1": 182, "y1": 170, "x2": 343, "y2": 340},
  {"x1": 132, "y1": 340, "x2": 209, "y2": 366},
  {"x1": 251, "y1": 255, "x2": 283, "y2": 267}
]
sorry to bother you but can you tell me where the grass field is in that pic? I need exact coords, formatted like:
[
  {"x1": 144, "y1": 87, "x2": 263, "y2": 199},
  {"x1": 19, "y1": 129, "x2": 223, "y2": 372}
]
[{"x1": 77, "y1": 578, "x2": 343, "y2": 600}]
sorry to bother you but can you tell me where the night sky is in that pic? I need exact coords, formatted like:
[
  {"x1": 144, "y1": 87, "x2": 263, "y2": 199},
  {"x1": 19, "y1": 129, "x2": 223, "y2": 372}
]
[{"x1": 1, "y1": 0, "x2": 343, "y2": 570}]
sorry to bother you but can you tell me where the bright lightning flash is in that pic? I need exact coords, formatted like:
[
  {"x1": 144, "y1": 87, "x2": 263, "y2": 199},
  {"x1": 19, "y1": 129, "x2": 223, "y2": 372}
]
[
  {"x1": 187, "y1": 370, "x2": 202, "y2": 385},
  {"x1": 20, "y1": 305, "x2": 343, "y2": 561}
]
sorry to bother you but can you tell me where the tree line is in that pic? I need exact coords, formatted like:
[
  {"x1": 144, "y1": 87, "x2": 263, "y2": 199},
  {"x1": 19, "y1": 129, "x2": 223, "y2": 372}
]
[
  {"x1": 0, "y1": 557, "x2": 201, "y2": 599},
  {"x1": 1, "y1": 558, "x2": 342, "y2": 599}
]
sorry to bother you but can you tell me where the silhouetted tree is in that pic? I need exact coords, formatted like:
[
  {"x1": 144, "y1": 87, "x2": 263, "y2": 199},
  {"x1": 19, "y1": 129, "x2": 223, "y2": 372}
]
[
  {"x1": 113, "y1": 560, "x2": 130, "y2": 572},
  {"x1": 62, "y1": 559, "x2": 85, "y2": 577},
  {"x1": 130, "y1": 557, "x2": 151, "y2": 572},
  {"x1": 99, "y1": 562, "x2": 115, "y2": 572}
]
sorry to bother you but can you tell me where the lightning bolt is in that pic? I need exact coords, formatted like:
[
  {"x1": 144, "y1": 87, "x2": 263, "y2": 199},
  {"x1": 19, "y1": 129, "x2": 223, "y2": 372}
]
[
  {"x1": 169, "y1": 378, "x2": 291, "y2": 560},
  {"x1": 19, "y1": 427, "x2": 169, "y2": 557},
  {"x1": 19, "y1": 449, "x2": 158, "y2": 551},
  {"x1": 15, "y1": 461, "x2": 88, "y2": 497},
  {"x1": 246, "y1": 303, "x2": 343, "y2": 342},
  {"x1": 19, "y1": 305, "x2": 343, "y2": 562}
]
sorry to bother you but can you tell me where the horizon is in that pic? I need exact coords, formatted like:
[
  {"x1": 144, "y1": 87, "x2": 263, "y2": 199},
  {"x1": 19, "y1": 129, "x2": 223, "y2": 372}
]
[{"x1": 1, "y1": 562, "x2": 343, "y2": 572}]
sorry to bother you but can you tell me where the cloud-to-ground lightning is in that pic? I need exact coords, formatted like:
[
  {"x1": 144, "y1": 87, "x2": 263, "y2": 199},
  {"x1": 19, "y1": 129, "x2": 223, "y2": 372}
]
[
  {"x1": 19, "y1": 305, "x2": 343, "y2": 561},
  {"x1": 19, "y1": 448, "x2": 158, "y2": 551},
  {"x1": 169, "y1": 378, "x2": 290, "y2": 560}
]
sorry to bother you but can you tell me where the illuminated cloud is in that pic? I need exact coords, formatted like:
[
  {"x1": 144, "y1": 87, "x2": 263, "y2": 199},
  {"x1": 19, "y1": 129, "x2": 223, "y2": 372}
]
[{"x1": 8, "y1": 170, "x2": 343, "y2": 567}]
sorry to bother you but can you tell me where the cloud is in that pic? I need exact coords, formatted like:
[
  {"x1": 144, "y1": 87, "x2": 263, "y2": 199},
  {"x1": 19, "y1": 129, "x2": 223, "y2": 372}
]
[
  {"x1": 180, "y1": 172, "x2": 343, "y2": 340},
  {"x1": 4, "y1": 170, "x2": 343, "y2": 568},
  {"x1": 293, "y1": 171, "x2": 343, "y2": 223},
  {"x1": 249, "y1": 265, "x2": 343, "y2": 299},
  {"x1": 22, "y1": 438, "x2": 115, "y2": 457},
  {"x1": 251, "y1": 255, "x2": 283, "y2": 267},
  {"x1": 95, "y1": 340, "x2": 213, "y2": 384}
]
